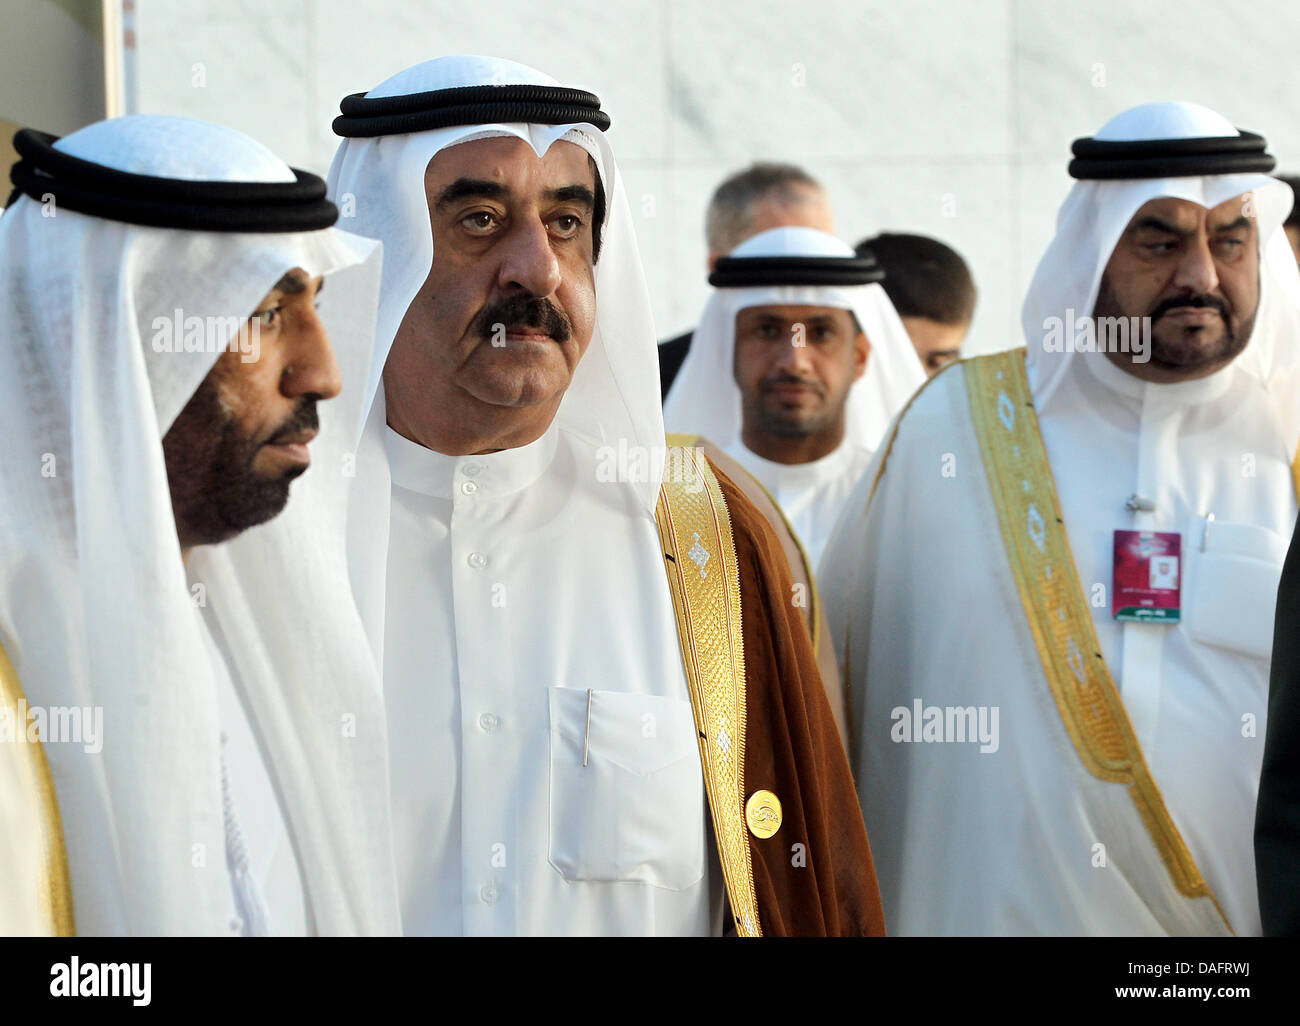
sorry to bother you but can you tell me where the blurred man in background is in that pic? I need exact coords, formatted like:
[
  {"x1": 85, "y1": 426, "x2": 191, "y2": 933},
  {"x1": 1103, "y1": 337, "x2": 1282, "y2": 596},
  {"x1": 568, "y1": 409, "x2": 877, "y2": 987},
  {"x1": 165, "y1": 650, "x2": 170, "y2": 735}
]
[
  {"x1": 659, "y1": 163, "x2": 832, "y2": 399},
  {"x1": 857, "y1": 232, "x2": 976, "y2": 375},
  {"x1": 1279, "y1": 175, "x2": 1300, "y2": 266}
]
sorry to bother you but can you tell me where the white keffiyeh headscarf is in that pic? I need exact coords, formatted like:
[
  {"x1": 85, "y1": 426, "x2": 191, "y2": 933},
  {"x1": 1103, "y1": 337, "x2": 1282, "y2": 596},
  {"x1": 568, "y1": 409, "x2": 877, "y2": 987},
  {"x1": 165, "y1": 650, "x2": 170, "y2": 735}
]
[{"x1": 663, "y1": 226, "x2": 926, "y2": 453}]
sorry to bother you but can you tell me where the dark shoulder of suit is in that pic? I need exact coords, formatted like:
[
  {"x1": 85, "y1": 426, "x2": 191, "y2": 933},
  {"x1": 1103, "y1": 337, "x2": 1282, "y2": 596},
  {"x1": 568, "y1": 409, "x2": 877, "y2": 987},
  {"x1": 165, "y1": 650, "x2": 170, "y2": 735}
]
[
  {"x1": 657, "y1": 330, "x2": 693, "y2": 403},
  {"x1": 1257, "y1": 513, "x2": 1300, "y2": 936}
]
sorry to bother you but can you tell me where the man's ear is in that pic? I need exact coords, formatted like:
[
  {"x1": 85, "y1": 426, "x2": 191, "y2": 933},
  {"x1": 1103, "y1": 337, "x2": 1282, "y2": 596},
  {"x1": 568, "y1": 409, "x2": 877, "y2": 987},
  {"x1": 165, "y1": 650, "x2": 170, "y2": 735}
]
[{"x1": 853, "y1": 331, "x2": 870, "y2": 380}]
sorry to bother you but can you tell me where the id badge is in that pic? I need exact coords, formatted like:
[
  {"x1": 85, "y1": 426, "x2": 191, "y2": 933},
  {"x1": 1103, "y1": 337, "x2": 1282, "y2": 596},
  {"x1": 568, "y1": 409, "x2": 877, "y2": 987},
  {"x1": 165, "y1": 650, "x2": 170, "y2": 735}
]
[{"x1": 1113, "y1": 530, "x2": 1181, "y2": 623}]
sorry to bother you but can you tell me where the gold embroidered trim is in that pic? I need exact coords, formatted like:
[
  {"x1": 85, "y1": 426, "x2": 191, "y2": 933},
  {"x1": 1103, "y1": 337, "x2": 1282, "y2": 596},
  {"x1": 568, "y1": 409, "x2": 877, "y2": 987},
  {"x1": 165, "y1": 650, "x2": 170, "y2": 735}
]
[
  {"x1": 1293, "y1": 437, "x2": 1300, "y2": 503},
  {"x1": 656, "y1": 446, "x2": 760, "y2": 937},
  {"x1": 665, "y1": 433, "x2": 821, "y2": 648},
  {"x1": 0, "y1": 637, "x2": 75, "y2": 935},
  {"x1": 965, "y1": 349, "x2": 1229, "y2": 928}
]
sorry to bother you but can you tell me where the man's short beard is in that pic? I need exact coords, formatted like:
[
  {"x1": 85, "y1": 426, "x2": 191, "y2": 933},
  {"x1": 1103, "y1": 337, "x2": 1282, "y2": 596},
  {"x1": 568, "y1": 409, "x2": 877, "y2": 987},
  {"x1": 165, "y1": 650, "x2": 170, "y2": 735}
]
[
  {"x1": 162, "y1": 378, "x2": 316, "y2": 549},
  {"x1": 1093, "y1": 273, "x2": 1255, "y2": 375},
  {"x1": 744, "y1": 377, "x2": 836, "y2": 439},
  {"x1": 750, "y1": 400, "x2": 834, "y2": 439}
]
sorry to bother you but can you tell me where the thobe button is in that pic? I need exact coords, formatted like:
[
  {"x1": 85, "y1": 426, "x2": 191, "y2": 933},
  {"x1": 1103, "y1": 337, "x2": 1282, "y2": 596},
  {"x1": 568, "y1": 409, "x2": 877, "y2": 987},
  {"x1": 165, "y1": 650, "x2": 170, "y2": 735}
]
[
  {"x1": 479, "y1": 884, "x2": 500, "y2": 905},
  {"x1": 463, "y1": 463, "x2": 484, "y2": 477},
  {"x1": 228, "y1": 917, "x2": 243, "y2": 933},
  {"x1": 460, "y1": 480, "x2": 478, "y2": 496},
  {"x1": 745, "y1": 790, "x2": 782, "y2": 839},
  {"x1": 467, "y1": 551, "x2": 488, "y2": 569},
  {"x1": 478, "y1": 712, "x2": 500, "y2": 733}
]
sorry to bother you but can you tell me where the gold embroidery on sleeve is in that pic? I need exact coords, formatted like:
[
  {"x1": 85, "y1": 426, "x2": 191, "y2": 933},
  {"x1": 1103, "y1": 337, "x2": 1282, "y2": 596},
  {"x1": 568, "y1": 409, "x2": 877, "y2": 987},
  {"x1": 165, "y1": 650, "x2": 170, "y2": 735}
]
[{"x1": 656, "y1": 445, "x2": 760, "y2": 937}]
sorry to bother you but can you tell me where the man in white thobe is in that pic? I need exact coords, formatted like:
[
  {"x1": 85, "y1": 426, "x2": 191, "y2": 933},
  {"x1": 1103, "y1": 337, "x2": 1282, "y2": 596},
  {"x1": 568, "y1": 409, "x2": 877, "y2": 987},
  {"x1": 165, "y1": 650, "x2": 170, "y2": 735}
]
[
  {"x1": 328, "y1": 55, "x2": 883, "y2": 937},
  {"x1": 820, "y1": 100, "x2": 1300, "y2": 936},
  {"x1": 665, "y1": 226, "x2": 925, "y2": 570},
  {"x1": 0, "y1": 115, "x2": 397, "y2": 935}
]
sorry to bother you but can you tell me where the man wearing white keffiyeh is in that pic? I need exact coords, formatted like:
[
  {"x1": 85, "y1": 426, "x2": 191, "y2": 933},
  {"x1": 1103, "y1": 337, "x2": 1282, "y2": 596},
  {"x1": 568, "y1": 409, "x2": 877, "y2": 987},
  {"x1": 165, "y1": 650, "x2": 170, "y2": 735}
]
[
  {"x1": 664, "y1": 226, "x2": 926, "y2": 571},
  {"x1": 328, "y1": 54, "x2": 885, "y2": 937},
  {"x1": 820, "y1": 101, "x2": 1300, "y2": 936},
  {"x1": 0, "y1": 114, "x2": 399, "y2": 936}
]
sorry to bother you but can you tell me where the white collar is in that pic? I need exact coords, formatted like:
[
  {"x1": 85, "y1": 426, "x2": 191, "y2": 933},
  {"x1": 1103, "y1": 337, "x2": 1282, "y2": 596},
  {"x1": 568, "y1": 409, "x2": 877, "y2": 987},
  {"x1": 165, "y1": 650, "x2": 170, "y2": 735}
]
[
  {"x1": 1079, "y1": 348, "x2": 1236, "y2": 407},
  {"x1": 731, "y1": 434, "x2": 861, "y2": 487},
  {"x1": 385, "y1": 420, "x2": 560, "y2": 500}
]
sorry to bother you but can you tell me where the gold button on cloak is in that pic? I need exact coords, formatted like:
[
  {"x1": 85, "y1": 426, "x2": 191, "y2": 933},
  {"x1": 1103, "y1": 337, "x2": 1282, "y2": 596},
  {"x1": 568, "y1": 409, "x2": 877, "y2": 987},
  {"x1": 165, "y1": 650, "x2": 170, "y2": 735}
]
[{"x1": 745, "y1": 790, "x2": 782, "y2": 839}]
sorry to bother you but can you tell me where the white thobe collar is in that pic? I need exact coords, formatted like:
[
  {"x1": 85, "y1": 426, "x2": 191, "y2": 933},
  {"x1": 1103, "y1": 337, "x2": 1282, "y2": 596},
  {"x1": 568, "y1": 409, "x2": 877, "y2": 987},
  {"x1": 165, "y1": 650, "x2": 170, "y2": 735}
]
[
  {"x1": 1076, "y1": 348, "x2": 1237, "y2": 408},
  {"x1": 729, "y1": 434, "x2": 861, "y2": 492},
  {"x1": 384, "y1": 419, "x2": 560, "y2": 500}
]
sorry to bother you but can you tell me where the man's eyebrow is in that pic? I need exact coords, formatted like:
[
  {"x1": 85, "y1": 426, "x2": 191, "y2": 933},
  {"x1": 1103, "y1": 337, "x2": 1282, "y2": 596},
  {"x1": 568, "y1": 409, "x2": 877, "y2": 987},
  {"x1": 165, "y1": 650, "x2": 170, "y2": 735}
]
[
  {"x1": 549, "y1": 184, "x2": 595, "y2": 210},
  {"x1": 1130, "y1": 216, "x2": 1190, "y2": 235},
  {"x1": 1213, "y1": 216, "x2": 1252, "y2": 233},
  {"x1": 435, "y1": 178, "x2": 509, "y2": 210},
  {"x1": 273, "y1": 270, "x2": 309, "y2": 295},
  {"x1": 262, "y1": 272, "x2": 322, "y2": 307}
]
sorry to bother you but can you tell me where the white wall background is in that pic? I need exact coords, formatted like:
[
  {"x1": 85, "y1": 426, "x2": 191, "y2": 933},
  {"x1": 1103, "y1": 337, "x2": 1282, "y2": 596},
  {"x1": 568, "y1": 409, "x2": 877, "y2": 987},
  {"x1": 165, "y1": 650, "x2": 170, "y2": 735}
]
[
  {"x1": 1, "y1": 0, "x2": 105, "y2": 174},
  {"x1": 128, "y1": 0, "x2": 1300, "y2": 355}
]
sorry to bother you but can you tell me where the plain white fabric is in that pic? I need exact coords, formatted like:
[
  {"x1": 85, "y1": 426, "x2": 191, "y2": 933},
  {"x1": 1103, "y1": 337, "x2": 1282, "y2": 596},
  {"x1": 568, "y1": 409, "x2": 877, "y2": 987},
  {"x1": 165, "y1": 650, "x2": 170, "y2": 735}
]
[
  {"x1": 204, "y1": 613, "x2": 308, "y2": 937},
  {"x1": 326, "y1": 55, "x2": 720, "y2": 935},
  {"x1": 0, "y1": 114, "x2": 396, "y2": 935},
  {"x1": 663, "y1": 226, "x2": 926, "y2": 454}
]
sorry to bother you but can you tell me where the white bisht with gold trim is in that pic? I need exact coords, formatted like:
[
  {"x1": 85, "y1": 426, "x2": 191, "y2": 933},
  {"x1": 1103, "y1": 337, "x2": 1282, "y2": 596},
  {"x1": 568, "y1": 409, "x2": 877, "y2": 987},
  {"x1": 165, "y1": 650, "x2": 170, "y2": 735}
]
[{"x1": 821, "y1": 348, "x2": 1297, "y2": 936}]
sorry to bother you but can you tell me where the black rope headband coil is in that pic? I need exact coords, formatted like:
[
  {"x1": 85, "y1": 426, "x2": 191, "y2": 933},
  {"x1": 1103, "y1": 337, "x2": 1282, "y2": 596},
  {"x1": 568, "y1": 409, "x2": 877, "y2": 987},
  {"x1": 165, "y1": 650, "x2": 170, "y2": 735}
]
[
  {"x1": 709, "y1": 254, "x2": 885, "y2": 288},
  {"x1": 1068, "y1": 131, "x2": 1276, "y2": 180},
  {"x1": 332, "y1": 84, "x2": 611, "y2": 138},
  {"x1": 6, "y1": 128, "x2": 339, "y2": 232}
]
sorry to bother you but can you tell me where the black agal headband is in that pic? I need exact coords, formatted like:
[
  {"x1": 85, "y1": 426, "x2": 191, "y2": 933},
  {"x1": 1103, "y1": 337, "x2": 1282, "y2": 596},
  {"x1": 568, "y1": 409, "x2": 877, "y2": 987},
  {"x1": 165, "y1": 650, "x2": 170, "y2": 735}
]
[
  {"x1": 332, "y1": 84, "x2": 611, "y2": 138},
  {"x1": 6, "y1": 128, "x2": 339, "y2": 232},
  {"x1": 1068, "y1": 130, "x2": 1276, "y2": 180},
  {"x1": 709, "y1": 252, "x2": 885, "y2": 289}
]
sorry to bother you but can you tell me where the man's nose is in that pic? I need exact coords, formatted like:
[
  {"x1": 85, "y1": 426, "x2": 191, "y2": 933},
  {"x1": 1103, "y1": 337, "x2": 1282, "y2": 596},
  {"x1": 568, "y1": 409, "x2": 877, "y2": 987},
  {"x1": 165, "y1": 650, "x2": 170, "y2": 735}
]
[
  {"x1": 1172, "y1": 234, "x2": 1221, "y2": 296},
  {"x1": 281, "y1": 304, "x2": 342, "y2": 401},
  {"x1": 775, "y1": 330, "x2": 815, "y2": 374},
  {"x1": 497, "y1": 218, "x2": 562, "y2": 297}
]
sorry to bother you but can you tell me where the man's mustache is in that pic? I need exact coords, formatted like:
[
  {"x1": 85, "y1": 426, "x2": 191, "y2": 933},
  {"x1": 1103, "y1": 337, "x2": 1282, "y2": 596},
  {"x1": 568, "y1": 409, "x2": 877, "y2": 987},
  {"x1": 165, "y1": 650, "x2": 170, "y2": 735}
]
[
  {"x1": 264, "y1": 400, "x2": 319, "y2": 446},
  {"x1": 471, "y1": 294, "x2": 572, "y2": 344},
  {"x1": 1150, "y1": 293, "x2": 1231, "y2": 323},
  {"x1": 761, "y1": 373, "x2": 824, "y2": 397}
]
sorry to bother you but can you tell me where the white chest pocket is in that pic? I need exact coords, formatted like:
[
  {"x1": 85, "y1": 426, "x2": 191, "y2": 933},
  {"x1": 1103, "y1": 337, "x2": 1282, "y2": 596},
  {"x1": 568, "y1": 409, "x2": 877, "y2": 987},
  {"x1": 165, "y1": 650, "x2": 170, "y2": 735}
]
[
  {"x1": 547, "y1": 687, "x2": 706, "y2": 891},
  {"x1": 1183, "y1": 519, "x2": 1288, "y2": 662}
]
